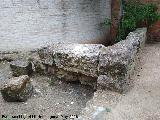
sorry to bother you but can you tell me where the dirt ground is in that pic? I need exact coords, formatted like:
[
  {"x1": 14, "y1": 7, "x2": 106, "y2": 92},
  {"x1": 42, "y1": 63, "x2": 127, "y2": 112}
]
[
  {"x1": 0, "y1": 62, "x2": 94, "y2": 120},
  {"x1": 80, "y1": 43, "x2": 160, "y2": 120},
  {"x1": 105, "y1": 43, "x2": 160, "y2": 120}
]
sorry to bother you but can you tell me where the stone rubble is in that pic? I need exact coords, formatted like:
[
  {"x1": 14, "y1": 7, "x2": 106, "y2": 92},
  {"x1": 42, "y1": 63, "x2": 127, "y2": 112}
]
[
  {"x1": 10, "y1": 59, "x2": 33, "y2": 77},
  {"x1": 35, "y1": 28, "x2": 147, "y2": 93},
  {"x1": 1, "y1": 28, "x2": 147, "y2": 94},
  {"x1": 0, "y1": 75, "x2": 33, "y2": 102}
]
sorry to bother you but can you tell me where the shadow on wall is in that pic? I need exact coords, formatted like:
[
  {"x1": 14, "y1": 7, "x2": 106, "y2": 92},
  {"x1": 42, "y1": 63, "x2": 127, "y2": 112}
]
[{"x1": 80, "y1": 31, "x2": 111, "y2": 45}]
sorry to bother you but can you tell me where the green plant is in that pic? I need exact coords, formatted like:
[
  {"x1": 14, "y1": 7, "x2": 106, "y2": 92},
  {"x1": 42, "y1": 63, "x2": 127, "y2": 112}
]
[{"x1": 115, "y1": 1, "x2": 160, "y2": 42}]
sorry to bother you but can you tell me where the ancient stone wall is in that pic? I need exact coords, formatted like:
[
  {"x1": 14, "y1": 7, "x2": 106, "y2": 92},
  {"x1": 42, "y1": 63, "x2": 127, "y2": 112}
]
[
  {"x1": 36, "y1": 28, "x2": 147, "y2": 92},
  {"x1": 0, "y1": 0, "x2": 111, "y2": 51},
  {"x1": 0, "y1": 28, "x2": 147, "y2": 92}
]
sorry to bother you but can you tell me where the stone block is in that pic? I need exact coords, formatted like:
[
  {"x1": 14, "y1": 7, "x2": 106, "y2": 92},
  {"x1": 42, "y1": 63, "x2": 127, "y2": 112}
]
[
  {"x1": 79, "y1": 75, "x2": 97, "y2": 90},
  {"x1": 55, "y1": 68, "x2": 80, "y2": 82},
  {"x1": 38, "y1": 46, "x2": 54, "y2": 66},
  {"x1": 52, "y1": 44, "x2": 104, "y2": 77},
  {"x1": 98, "y1": 28, "x2": 147, "y2": 92},
  {"x1": 33, "y1": 28, "x2": 147, "y2": 92},
  {"x1": 10, "y1": 59, "x2": 33, "y2": 77},
  {"x1": 0, "y1": 75, "x2": 33, "y2": 102}
]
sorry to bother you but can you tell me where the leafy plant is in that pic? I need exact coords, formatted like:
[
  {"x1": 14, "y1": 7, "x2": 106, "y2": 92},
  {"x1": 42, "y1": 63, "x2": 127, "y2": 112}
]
[{"x1": 111, "y1": 0, "x2": 160, "y2": 42}]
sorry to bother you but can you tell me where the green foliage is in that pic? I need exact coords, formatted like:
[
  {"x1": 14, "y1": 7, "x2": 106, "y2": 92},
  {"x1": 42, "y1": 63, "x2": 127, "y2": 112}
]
[{"x1": 116, "y1": 1, "x2": 160, "y2": 42}]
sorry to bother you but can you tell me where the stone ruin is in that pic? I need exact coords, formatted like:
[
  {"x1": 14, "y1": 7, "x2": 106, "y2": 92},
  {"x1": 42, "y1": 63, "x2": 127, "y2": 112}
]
[
  {"x1": 1, "y1": 75, "x2": 33, "y2": 102},
  {"x1": 35, "y1": 28, "x2": 146, "y2": 93},
  {"x1": 0, "y1": 28, "x2": 147, "y2": 102}
]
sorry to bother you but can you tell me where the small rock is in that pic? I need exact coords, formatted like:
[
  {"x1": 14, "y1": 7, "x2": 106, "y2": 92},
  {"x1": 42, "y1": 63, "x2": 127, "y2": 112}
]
[
  {"x1": 59, "y1": 81, "x2": 62, "y2": 84},
  {"x1": 34, "y1": 88, "x2": 43, "y2": 97},
  {"x1": 24, "y1": 102, "x2": 28, "y2": 105},
  {"x1": 56, "y1": 103, "x2": 59, "y2": 105},
  {"x1": 10, "y1": 59, "x2": 33, "y2": 77},
  {"x1": 0, "y1": 75, "x2": 33, "y2": 102}
]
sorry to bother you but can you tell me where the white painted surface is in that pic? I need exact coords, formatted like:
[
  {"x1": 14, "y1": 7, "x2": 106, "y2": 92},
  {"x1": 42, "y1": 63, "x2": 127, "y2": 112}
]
[{"x1": 0, "y1": 0, "x2": 111, "y2": 51}]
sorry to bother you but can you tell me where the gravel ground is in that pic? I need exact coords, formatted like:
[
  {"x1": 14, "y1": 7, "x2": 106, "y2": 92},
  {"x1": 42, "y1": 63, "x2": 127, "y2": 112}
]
[
  {"x1": 101, "y1": 43, "x2": 160, "y2": 120},
  {"x1": 0, "y1": 62, "x2": 94, "y2": 120},
  {"x1": 105, "y1": 43, "x2": 160, "y2": 120}
]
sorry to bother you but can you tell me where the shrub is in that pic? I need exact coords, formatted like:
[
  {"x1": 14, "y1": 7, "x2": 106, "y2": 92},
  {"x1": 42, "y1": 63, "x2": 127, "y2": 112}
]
[{"x1": 105, "y1": 0, "x2": 160, "y2": 43}]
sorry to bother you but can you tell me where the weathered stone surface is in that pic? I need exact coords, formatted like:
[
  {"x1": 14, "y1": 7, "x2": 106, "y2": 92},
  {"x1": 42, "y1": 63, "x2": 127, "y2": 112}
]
[
  {"x1": 79, "y1": 75, "x2": 97, "y2": 90},
  {"x1": 98, "y1": 28, "x2": 147, "y2": 92},
  {"x1": 10, "y1": 59, "x2": 33, "y2": 77},
  {"x1": 97, "y1": 75, "x2": 114, "y2": 89},
  {"x1": 0, "y1": 75, "x2": 33, "y2": 102},
  {"x1": 97, "y1": 75, "x2": 130, "y2": 93},
  {"x1": 55, "y1": 68, "x2": 80, "y2": 82},
  {"x1": 126, "y1": 28, "x2": 147, "y2": 49},
  {"x1": 52, "y1": 44, "x2": 104, "y2": 77},
  {"x1": 35, "y1": 28, "x2": 147, "y2": 92},
  {"x1": 38, "y1": 46, "x2": 54, "y2": 66},
  {"x1": 99, "y1": 41, "x2": 136, "y2": 75},
  {"x1": 38, "y1": 44, "x2": 104, "y2": 77},
  {"x1": 27, "y1": 52, "x2": 47, "y2": 75},
  {"x1": 79, "y1": 29, "x2": 147, "y2": 119},
  {"x1": 38, "y1": 44, "x2": 101, "y2": 88},
  {"x1": 0, "y1": 51, "x2": 19, "y2": 62}
]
